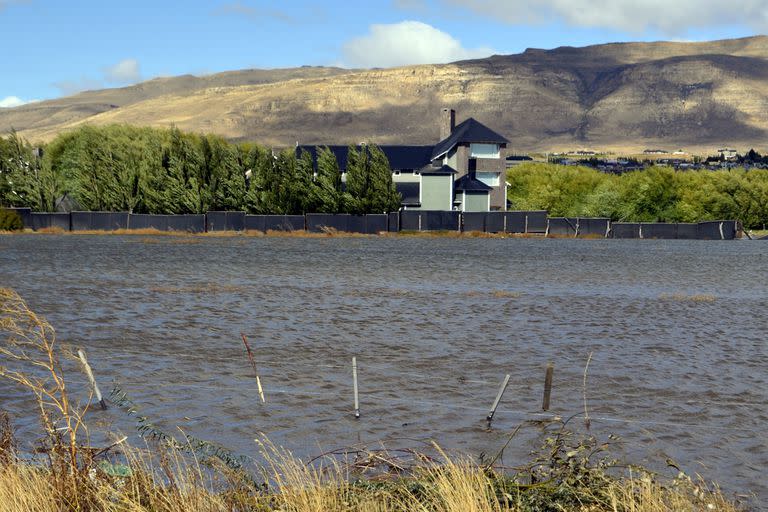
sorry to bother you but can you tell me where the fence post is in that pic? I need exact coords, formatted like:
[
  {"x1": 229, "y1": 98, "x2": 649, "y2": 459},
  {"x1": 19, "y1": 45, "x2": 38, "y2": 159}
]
[
  {"x1": 542, "y1": 362, "x2": 554, "y2": 411},
  {"x1": 352, "y1": 357, "x2": 360, "y2": 419},
  {"x1": 486, "y1": 374, "x2": 511, "y2": 427},
  {"x1": 77, "y1": 349, "x2": 107, "y2": 410}
]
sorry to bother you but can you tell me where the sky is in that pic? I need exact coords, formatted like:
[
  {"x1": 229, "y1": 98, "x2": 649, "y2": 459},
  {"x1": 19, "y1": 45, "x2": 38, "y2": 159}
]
[{"x1": 0, "y1": 0, "x2": 764, "y2": 107}]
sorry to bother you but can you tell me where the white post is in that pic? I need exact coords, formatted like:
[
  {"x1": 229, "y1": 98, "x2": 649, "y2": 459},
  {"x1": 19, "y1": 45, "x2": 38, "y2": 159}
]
[
  {"x1": 486, "y1": 374, "x2": 511, "y2": 426},
  {"x1": 77, "y1": 349, "x2": 107, "y2": 410},
  {"x1": 352, "y1": 357, "x2": 360, "y2": 419}
]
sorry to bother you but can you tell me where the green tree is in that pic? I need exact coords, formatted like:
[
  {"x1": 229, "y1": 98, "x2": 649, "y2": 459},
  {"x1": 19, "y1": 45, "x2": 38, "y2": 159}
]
[
  {"x1": 312, "y1": 146, "x2": 343, "y2": 213},
  {"x1": 344, "y1": 144, "x2": 400, "y2": 214}
]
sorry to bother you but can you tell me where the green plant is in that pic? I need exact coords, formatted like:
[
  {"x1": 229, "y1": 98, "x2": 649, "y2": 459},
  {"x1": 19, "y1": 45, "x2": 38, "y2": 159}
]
[{"x1": 0, "y1": 209, "x2": 23, "y2": 231}]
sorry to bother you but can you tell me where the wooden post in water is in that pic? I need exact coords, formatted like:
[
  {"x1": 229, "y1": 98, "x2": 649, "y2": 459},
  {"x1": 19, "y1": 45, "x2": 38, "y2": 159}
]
[
  {"x1": 241, "y1": 333, "x2": 265, "y2": 403},
  {"x1": 352, "y1": 357, "x2": 360, "y2": 419},
  {"x1": 542, "y1": 362, "x2": 554, "y2": 411},
  {"x1": 77, "y1": 349, "x2": 107, "y2": 410},
  {"x1": 486, "y1": 374, "x2": 511, "y2": 427}
]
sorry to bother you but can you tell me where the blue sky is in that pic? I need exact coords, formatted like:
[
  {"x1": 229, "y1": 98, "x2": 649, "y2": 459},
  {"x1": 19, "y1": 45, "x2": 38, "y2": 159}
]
[{"x1": 0, "y1": 0, "x2": 763, "y2": 107}]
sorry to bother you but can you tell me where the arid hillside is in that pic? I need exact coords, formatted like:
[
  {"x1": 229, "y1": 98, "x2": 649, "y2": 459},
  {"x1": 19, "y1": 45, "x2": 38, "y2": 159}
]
[{"x1": 4, "y1": 36, "x2": 768, "y2": 153}]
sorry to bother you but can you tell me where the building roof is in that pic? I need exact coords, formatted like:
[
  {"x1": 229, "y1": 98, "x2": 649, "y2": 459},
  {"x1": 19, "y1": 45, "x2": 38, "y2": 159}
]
[
  {"x1": 420, "y1": 164, "x2": 456, "y2": 175},
  {"x1": 297, "y1": 145, "x2": 434, "y2": 172},
  {"x1": 454, "y1": 173, "x2": 493, "y2": 192},
  {"x1": 432, "y1": 118, "x2": 509, "y2": 160}
]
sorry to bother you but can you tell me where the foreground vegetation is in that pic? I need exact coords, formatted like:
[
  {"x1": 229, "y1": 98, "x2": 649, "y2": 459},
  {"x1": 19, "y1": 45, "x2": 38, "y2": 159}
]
[
  {"x1": 507, "y1": 163, "x2": 768, "y2": 229},
  {"x1": 0, "y1": 287, "x2": 745, "y2": 510}
]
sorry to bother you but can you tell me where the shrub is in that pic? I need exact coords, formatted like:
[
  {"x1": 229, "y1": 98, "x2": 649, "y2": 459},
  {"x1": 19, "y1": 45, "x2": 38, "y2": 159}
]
[{"x1": 0, "y1": 209, "x2": 23, "y2": 231}]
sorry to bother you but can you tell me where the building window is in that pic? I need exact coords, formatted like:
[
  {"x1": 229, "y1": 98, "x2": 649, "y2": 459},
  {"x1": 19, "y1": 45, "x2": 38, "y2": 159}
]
[
  {"x1": 476, "y1": 172, "x2": 500, "y2": 186},
  {"x1": 470, "y1": 143, "x2": 500, "y2": 159}
]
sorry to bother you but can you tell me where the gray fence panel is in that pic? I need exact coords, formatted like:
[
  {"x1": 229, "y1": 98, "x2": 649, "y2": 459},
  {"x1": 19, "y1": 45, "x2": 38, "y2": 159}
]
[
  {"x1": 71, "y1": 211, "x2": 128, "y2": 231},
  {"x1": 462, "y1": 212, "x2": 486, "y2": 232},
  {"x1": 244, "y1": 215, "x2": 267, "y2": 232},
  {"x1": 503, "y1": 212, "x2": 527, "y2": 233},
  {"x1": 387, "y1": 212, "x2": 399, "y2": 232},
  {"x1": 127, "y1": 214, "x2": 165, "y2": 230},
  {"x1": 525, "y1": 211, "x2": 548, "y2": 233},
  {"x1": 31, "y1": 213, "x2": 71, "y2": 231},
  {"x1": 610, "y1": 223, "x2": 641, "y2": 239},
  {"x1": 400, "y1": 211, "x2": 421, "y2": 231},
  {"x1": 166, "y1": 214, "x2": 205, "y2": 233},
  {"x1": 441, "y1": 211, "x2": 460, "y2": 231},
  {"x1": 484, "y1": 212, "x2": 505, "y2": 233},
  {"x1": 578, "y1": 218, "x2": 610, "y2": 237},
  {"x1": 365, "y1": 214, "x2": 388, "y2": 234},
  {"x1": 5, "y1": 207, "x2": 32, "y2": 228},
  {"x1": 640, "y1": 223, "x2": 677, "y2": 239},
  {"x1": 676, "y1": 223, "x2": 698, "y2": 240},
  {"x1": 425, "y1": 211, "x2": 444, "y2": 231},
  {"x1": 548, "y1": 217, "x2": 577, "y2": 236},
  {"x1": 347, "y1": 215, "x2": 366, "y2": 233},
  {"x1": 206, "y1": 211, "x2": 245, "y2": 231},
  {"x1": 263, "y1": 215, "x2": 304, "y2": 231},
  {"x1": 70, "y1": 212, "x2": 90, "y2": 231},
  {"x1": 307, "y1": 214, "x2": 350, "y2": 232},
  {"x1": 697, "y1": 221, "x2": 737, "y2": 240}
]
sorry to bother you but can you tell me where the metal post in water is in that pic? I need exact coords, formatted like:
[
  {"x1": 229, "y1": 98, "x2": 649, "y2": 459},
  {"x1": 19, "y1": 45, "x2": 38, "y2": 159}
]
[
  {"x1": 352, "y1": 357, "x2": 360, "y2": 419},
  {"x1": 542, "y1": 362, "x2": 554, "y2": 411},
  {"x1": 486, "y1": 374, "x2": 511, "y2": 427},
  {"x1": 78, "y1": 349, "x2": 107, "y2": 410}
]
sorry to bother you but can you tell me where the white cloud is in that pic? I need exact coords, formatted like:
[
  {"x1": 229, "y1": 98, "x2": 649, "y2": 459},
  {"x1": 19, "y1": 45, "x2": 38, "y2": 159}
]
[
  {"x1": 0, "y1": 96, "x2": 38, "y2": 108},
  {"x1": 104, "y1": 58, "x2": 142, "y2": 84},
  {"x1": 53, "y1": 77, "x2": 104, "y2": 96},
  {"x1": 444, "y1": 0, "x2": 768, "y2": 34},
  {"x1": 342, "y1": 21, "x2": 495, "y2": 68}
]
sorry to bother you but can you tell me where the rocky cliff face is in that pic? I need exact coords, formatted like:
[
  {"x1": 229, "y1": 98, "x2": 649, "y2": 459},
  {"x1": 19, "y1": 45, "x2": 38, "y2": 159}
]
[{"x1": 4, "y1": 37, "x2": 768, "y2": 153}]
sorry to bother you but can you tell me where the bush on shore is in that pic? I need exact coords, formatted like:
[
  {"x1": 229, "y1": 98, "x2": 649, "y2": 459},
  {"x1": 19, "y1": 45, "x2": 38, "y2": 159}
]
[{"x1": 0, "y1": 209, "x2": 23, "y2": 231}]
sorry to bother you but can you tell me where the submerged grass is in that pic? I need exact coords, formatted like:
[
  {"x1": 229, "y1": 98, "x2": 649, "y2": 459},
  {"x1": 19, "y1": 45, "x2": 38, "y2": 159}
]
[
  {"x1": 0, "y1": 287, "x2": 746, "y2": 511},
  {"x1": 658, "y1": 292, "x2": 717, "y2": 303}
]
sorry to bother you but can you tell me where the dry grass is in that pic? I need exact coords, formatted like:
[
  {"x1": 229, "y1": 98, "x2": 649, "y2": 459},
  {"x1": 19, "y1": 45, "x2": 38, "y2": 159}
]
[{"x1": 0, "y1": 443, "x2": 743, "y2": 512}]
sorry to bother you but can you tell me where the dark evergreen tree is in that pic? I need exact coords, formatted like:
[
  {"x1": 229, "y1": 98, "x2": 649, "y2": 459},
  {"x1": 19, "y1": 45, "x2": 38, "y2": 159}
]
[{"x1": 313, "y1": 146, "x2": 343, "y2": 213}]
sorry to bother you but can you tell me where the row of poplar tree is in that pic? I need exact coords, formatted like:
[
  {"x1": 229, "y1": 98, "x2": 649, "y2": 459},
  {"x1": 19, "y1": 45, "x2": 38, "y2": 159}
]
[{"x1": 0, "y1": 125, "x2": 402, "y2": 214}]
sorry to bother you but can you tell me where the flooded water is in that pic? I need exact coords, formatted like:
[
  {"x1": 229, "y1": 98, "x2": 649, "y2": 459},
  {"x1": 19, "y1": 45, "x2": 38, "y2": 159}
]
[{"x1": 1, "y1": 234, "x2": 766, "y2": 506}]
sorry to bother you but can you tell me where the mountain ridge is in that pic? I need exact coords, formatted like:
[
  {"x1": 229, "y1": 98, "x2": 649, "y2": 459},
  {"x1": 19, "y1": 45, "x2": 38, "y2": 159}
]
[{"x1": 4, "y1": 36, "x2": 768, "y2": 153}]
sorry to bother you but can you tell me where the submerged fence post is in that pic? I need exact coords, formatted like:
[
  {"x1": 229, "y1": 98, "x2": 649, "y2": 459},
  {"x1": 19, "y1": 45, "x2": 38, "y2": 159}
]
[
  {"x1": 241, "y1": 333, "x2": 265, "y2": 403},
  {"x1": 542, "y1": 362, "x2": 554, "y2": 411},
  {"x1": 486, "y1": 374, "x2": 511, "y2": 427},
  {"x1": 77, "y1": 349, "x2": 107, "y2": 410},
  {"x1": 352, "y1": 357, "x2": 360, "y2": 419}
]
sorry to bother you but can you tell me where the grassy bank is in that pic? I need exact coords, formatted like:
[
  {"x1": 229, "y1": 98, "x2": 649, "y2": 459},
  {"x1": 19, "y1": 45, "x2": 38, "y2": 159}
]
[{"x1": 0, "y1": 288, "x2": 745, "y2": 511}]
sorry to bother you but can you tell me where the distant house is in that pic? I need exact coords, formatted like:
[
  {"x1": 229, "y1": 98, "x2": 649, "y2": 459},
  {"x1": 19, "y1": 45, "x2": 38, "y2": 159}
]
[
  {"x1": 718, "y1": 148, "x2": 738, "y2": 160},
  {"x1": 298, "y1": 109, "x2": 509, "y2": 212}
]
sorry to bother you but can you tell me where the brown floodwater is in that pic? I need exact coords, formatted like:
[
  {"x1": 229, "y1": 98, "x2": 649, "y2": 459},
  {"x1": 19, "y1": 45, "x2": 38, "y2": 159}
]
[{"x1": 0, "y1": 234, "x2": 766, "y2": 506}]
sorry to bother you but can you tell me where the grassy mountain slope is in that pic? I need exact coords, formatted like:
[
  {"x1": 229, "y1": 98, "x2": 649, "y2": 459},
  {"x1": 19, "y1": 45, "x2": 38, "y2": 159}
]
[{"x1": 4, "y1": 36, "x2": 768, "y2": 152}]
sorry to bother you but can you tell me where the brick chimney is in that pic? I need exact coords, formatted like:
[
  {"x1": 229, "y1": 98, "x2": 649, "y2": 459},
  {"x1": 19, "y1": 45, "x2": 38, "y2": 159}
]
[{"x1": 440, "y1": 108, "x2": 455, "y2": 140}]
